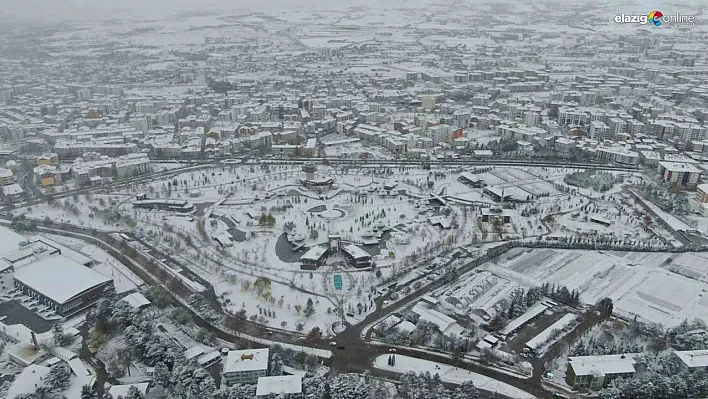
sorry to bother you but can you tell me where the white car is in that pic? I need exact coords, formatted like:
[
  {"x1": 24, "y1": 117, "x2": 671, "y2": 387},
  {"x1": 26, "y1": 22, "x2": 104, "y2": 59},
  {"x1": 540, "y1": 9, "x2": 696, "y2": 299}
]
[
  {"x1": 389, "y1": 348, "x2": 397, "y2": 353},
  {"x1": 329, "y1": 341, "x2": 337, "y2": 347}
]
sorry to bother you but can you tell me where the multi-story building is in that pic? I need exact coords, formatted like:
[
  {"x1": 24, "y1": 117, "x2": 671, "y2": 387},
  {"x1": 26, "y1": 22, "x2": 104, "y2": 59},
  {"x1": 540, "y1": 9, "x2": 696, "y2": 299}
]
[
  {"x1": 606, "y1": 118, "x2": 627, "y2": 136},
  {"x1": 35, "y1": 153, "x2": 59, "y2": 167},
  {"x1": 222, "y1": 348, "x2": 269, "y2": 386},
  {"x1": 658, "y1": 161, "x2": 701, "y2": 188},
  {"x1": 33, "y1": 165, "x2": 62, "y2": 187},
  {"x1": 594, "y1": 146, "x2": 639, "y2": 165},
  {"x1": 0, "y1": 168, "x2": 15, "y2": 185},
  {"x1": 695, "y1": 184, "x2": 708, "y2": 203},
  {"x1": 590, "y1": 121, "x2": 610, "y2": 141}
]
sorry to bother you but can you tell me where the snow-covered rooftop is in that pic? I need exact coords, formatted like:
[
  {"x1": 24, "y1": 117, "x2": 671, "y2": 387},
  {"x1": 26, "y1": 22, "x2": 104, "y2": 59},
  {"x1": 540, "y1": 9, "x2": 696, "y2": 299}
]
[
  {"x1": 412, "y1": 302, "x2": 457, "y2": 332},
  {"x1": 0, "y1": 225, "x2": 25, "y2": 256},
  {"x1": 658, "y1": 161, "x2": 700, "y2": 173},
  {"x1": 300, "y1": 246, "x2": 327, "y2": 261},
  {"x1": 525, "y1": 313, "x2": 576, "y2": 351},
  {"x1": 674, "y1": 350, "x2": 708, "y2": 369},
  {"x1": 342, "y1": 244, "x2": 370, "y2": 260},
  {"x1": 108, "y1": 383, "x2": 150, "y2": 398},
  {"x1": 500, "y1": 300, "x2": 554, "y2": 335},
  {"x1": 568, "y1": 353, "x2": 639, "y2": 376},
  {"x1": 256, "y1": 375, "x2": 303, "y2": 396},
  {"x1": 223, "y1": 348, "x2": 269, "y2": 374},
  {"x1": 13, "y1": 255, "x2": 112, "y2": 305},
  {"x1": 7, "y1": 365, "x2": 50, "y2": 398},
  {"x1": 122, "y1": 292, "x2": 151, "y2": 309}
]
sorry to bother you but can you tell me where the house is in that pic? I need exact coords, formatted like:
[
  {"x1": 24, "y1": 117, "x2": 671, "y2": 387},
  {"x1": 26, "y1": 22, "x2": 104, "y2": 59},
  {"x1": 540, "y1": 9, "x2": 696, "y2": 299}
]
[
  {"x1": 341, "y1": 244, "x2": 372, "y2": 268},
  {"x1": 222, "y1": 348, "x2": 269, "y2": 386},
  {"x1": 674, "y1": 350, "x2": 708, "y2": 372},
  {"x1": 299, "y1": 246, "x2": 328, "y2": 270},
  {"x1": 566, "y1": 354, "x2": 639, "y2": 390}
]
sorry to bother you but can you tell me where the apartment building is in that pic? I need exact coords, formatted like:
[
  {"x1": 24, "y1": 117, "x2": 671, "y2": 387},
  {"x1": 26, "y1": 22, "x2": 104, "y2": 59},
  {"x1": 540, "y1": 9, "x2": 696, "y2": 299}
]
[{"x1": 222, "y1": 349, "x2": 269, "y2": 386}]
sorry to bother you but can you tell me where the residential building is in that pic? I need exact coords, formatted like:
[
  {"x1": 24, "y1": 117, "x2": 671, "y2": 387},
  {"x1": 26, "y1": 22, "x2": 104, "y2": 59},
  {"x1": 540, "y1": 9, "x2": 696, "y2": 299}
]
[
  {"x1": 674, "y1": 350, "x2": 708, "y2": 372},
  {"x1": 35, "y1": 153, "x2": 59, "y2": 167},
  {"x1": 657, "y1": 161, "x2": 700, "y2": 188},
  {"x1": 0, "y1": 168, "x2": 14, "y2": 185},
  {"x1": 696, "y1": 184, "x2": 708, "y2": 203},
  {"x1": 222, "y1": 348, "x2": 269, "y2": 386},
  {"x1": 256, "y1": 376, "x2": 303, "y2": 398},
  {"x1": 566, "y1": 354, "x2": 638, "y2": 390}
]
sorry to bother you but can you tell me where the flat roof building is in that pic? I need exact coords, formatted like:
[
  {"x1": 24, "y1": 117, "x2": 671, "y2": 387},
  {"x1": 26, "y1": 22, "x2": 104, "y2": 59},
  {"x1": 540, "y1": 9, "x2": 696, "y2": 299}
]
[
  {"x1": 566, "y1": 354, "x2": 638, "y2": 390},
  {"x1": 256, "y1": 375, "x2": 303, "y2": 398},
  {"x1": 13, "y1": 255, "x2": 114, "y2": 316},
  {"x1": 222, "y1": 348, "x2": 269, "y2": 386},
  {"x1": 674, "y1": 350, "x2": 708, "y2": 372},
  {"x1": 657, "y1": 161, "x2": 700, "y2": 188}
]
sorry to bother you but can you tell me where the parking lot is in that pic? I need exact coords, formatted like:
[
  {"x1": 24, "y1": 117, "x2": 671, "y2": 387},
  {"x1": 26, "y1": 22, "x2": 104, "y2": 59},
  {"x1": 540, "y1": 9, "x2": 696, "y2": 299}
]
[{"x1": 0, "y1": 300, "x2": 55, "y2": 333}]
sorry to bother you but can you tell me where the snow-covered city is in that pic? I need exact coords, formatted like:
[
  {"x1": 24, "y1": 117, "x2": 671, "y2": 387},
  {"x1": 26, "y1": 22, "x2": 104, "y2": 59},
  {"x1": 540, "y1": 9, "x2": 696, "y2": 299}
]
[{"x1": 0, "y1": 0, "x2": 707, "y2": 398}]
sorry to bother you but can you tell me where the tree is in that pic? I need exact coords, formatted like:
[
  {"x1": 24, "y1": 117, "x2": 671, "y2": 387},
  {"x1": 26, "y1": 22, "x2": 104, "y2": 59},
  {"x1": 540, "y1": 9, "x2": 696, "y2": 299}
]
[
  {"x1": 80, "y1": 385, "x2": 99, "y2": 399},
  {"x1": 304, "y1": 297, "x2": 316, "y2": 318},
  {"x1": 294, "y1": 304, "x2": 302, "y2": 315},
  {"x1": 454, "y1": 381, "x2": 479, "y2": 399},
  {"x1": 598, "y1": 297, "x2": 614, "y2": 319},
  {"x1": 51, "y1": 323, "x2": 64, "y2": 346},
  {"x1": 269, "y1": 352, "x2": 284, "y2": 376},
  {"x1": 306, "y1": 327, "x2": 322, "y2": 345},
  {"x1": 153, "y1": 361, "x2": 171, "y2": 388},
  {"x1": 125, "y1": 385, "x2": 146, "y2": 399}
]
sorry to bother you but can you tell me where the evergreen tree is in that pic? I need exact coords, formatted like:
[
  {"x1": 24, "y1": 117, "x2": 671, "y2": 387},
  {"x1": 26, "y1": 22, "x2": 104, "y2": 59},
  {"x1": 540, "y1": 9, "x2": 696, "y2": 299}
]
[
  {"x1": 51, "y1": 323, "x2": 64, "y2": 346},
  {"x1": 80, "y1": 385, "x2": 99, "y2": 399},
  {"x1": 304, "y1": 297, "x2": 316, "y2": 318}
]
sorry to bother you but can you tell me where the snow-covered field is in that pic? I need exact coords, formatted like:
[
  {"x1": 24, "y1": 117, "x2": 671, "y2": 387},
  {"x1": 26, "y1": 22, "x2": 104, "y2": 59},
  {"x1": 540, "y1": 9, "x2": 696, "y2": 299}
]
[
  {"x1": 373, "y1": 354, "x2": 537, "y2": 399},
  {"x1": 489, "y1": 248, "x2": 708, "y2": 327}
]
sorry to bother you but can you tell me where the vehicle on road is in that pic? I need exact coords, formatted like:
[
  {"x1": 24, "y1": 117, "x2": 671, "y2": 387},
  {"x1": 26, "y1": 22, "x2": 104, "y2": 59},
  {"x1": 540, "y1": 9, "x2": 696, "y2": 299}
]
[
  {"x1": 389, "y1": 348, "x2": 397, "y2": 353},
  {"x1": 329, "y1": 341, "x2": 337, "y2": 346},
  {"x1": 337, "y1": 345, "x2": 345, "y2": 350}
]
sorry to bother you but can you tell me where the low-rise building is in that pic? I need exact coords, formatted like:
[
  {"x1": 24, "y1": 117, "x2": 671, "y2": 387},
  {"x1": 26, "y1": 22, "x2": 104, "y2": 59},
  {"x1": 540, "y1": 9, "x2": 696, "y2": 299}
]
[
  {"x1": 566, "y1": 354, "x2": 638, "y2": 390},
  {"x1": 256, "y1": 375, "x2": 303, "y2": 398},
  {"x1": 674, "y1": 350, "x2": 708, "y2": 372},
  {"x1": 222, "y1": 348, "x2": 269, "y2": 386},
  {"x1": 0, "y1": 168, "x2": 15, "y2": 185}
]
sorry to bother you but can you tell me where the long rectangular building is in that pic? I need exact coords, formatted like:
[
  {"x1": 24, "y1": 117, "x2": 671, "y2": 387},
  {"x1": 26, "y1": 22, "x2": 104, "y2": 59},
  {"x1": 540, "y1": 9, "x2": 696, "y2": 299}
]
[{"x1": 13, "y1": 255, "x2": 114, "y2": 316}]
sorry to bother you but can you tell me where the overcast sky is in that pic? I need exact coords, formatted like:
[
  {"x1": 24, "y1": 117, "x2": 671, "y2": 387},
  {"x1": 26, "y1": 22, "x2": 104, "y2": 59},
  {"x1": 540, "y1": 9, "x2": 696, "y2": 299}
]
[{"x1": 0, "y1": 0, "x2": 701, "y2": 25}]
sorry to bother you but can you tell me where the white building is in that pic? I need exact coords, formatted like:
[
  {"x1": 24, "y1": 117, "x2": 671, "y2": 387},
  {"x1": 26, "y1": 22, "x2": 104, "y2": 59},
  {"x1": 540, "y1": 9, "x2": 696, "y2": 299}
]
[
  {"x1": 256, "y1": 375, "x2": 303, "y2": 398},
  {"x1": 674, "y1": 350, "x2": 708, "y2": 372},
  {"x1": 567, "y1": 354, "x2": 638, "y2": 390},
  {"x1": 222, "y1": 348, "x2": 269, "y2": 386}
]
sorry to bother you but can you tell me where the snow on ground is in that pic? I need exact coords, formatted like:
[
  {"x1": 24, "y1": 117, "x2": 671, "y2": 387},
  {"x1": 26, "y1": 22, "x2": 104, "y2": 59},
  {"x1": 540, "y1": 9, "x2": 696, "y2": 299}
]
[
  {"x1": 373, "y1": 354, "x2": 537, "y2": 399},
  {"x1": 632, "y1": 190, "x2": 693, "y2": 231},
  {"x1": 81, "y1": 245, "x2": 145, "y2": 293},
  {"x1": 486, "y1": 248, "x2": 708, "y2": 327}
]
